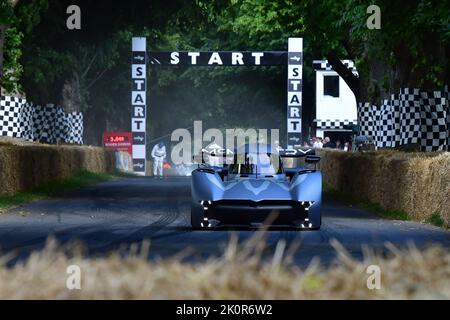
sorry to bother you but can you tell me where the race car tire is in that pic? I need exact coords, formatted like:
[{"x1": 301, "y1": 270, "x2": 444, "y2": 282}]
[
  {"x1": 310, "y1": 215, "x2": 322, "y2": 230},
  {"x1": 191, "y1": 205, "x2": 203, "y2": 229}
]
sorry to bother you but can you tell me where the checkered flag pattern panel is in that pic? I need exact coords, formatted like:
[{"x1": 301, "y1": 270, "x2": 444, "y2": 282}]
[
  {"x1": 313, "y1": 60, "x2": 357, "y2": 73},
  {"x1": 314, "y1": 119, "x2": 357, "y2": 129},
  {"x1": 20, "y1": 103, "x2": 35, "y2": 141},
  {"x1": 446, "y1": 88, "x2": 450, "y2": 150},
  {"x1": 0, "y1": 95, "x2": 84, "y2": 144},
  {"x1": 399, "y1": 88, "x2": 421, "y2": 145},
  {"x1": 420, "y1": 91, "x2": 448, "y2": 152},
  {"x1": 390, "y1": 95, "x2": 402, "y2": 148},
  {"x1": 358, "y1": 103, "x2": 375, "y2": 138},
  {"x1": 67, "y1": 112, "x2": 84, "y2": 144},
  {"x1": 356, "y1": 89, "x2": 448, "y2": 151},
  {"x1": 0, "y1": 95, "x2": 26, "y2": 138},
  {"x1": 373, "y1": 100, "x2": 396, "y2": 148}
]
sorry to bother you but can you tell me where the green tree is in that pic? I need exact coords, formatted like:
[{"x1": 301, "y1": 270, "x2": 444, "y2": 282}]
[{"x1": 0, "y1": 0, "x2": 48, "y2": 93}]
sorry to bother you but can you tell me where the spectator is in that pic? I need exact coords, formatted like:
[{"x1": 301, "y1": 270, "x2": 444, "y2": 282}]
[
  {"x1": 343, "y1": 142, "x2": 350, "y2": 152},
  {"x1": 335, "y1": 140, "x2": 344, "y2": 150},
  {"x1": 322, "y1": 137, "x2": 336, "y2": 149},
  {"x1": 313, "y1": 137, "x2": 323, "y2": 149}
]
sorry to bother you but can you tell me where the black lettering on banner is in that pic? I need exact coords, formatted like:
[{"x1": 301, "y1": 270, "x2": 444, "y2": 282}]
[
  {"x1": 132, "y1": 92, "x2": 146, "y2": 105},
  {"x1": 132, "y1": 118, "x2": 145, "y2": 132},
  {"x1": 132, "y1": 65, "x2": 146, "y2": 79},
  {"x1": 290, "y1": 94, "x2": 300, "y2": 105},
  {"x1": 288, "y1": 119, "x2": 301, "y2": 132},
  {"x1": 136, "y1": 67, "x2": 143, "y2": 77}
]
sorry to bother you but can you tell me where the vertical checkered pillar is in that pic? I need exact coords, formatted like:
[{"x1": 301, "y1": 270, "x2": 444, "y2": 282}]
[
  {"x1": 0, "y1": 95, "x2": 25, "y2": 138},
  {"x1": 131, "y1": 37, "x2": 147, "y2": 175},
  {"x1": 358, "y1": 102, "x2": 375, "y2": 138},
  {"x1": 446, "y1": 86, "x2": 450, "y2": 151},
  {"x1": 390, "y1": 94, "x2": 401, "y2": 148},
  {"x1": 399, "y1": 88, "x2": 421, "y2": 146},
  {"x1": 286, "y1": 37, "x2": 303, "y2": 148},
  {"x1": 420, "y1": 91, "x2": 448, "y2": 152}
]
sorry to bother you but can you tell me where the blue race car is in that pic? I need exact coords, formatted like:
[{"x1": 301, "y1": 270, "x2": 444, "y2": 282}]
[{"x1": 191, "y1": 143, "x2": 322, "y2": 229}]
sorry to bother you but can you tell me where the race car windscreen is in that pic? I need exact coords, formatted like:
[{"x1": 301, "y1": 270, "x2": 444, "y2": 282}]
[{"x1": 228, "y1": 153, "x2": 282, "y2": 175}]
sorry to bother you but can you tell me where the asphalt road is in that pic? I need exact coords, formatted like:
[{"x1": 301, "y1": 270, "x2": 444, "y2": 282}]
[{"x1": 0, "y1": 176, "x2": 449, "y2": 266}]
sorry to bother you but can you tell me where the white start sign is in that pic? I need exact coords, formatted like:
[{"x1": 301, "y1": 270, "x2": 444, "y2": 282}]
[
  {"x1": 131, "y1": 37, "x2": 147, "y2": 175},
  {"x1": 287, "y1": 38, "x2": 303, "y2": 148}
]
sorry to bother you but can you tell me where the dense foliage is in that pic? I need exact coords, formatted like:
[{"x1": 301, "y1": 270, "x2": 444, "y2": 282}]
[{"x1": 0, "y1": 0, "x2": 448, "y2": 144}]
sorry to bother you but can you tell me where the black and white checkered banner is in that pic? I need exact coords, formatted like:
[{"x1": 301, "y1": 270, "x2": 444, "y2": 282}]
[
  {"x1": 0, "y1": 95, "x2": 83, "y2": 144},
  {"x1": 312, "y1": 60, "x2": 357, "y2": 73},
  {"x1": 420, "y1": 91, "x2": 448, "y2": 152},
  {"x1": 314, "y1": 119, "x2": 358, "y2": 130},
  {"x1": 287, "y1": 38, "x2": 303, "y2": 147},
  {"x1": 131, "y1": 37, "x2": 147, "y2": 175},
  {"x1": 0, "y1": 95, "x2": 25, "y2": 138},
  {"x1": 357, "y1": 88, "x2": 450, "y2": 151}
]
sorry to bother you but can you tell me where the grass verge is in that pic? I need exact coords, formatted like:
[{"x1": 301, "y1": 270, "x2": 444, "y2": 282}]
[
  {"x1": 426, "y1": 213, "x2": 446, "y2": 228},
  {"x1": 0, "y1": 171, "x2": 114, "y2": 213},
  {"x1": 325, "y1": 185, "x2": 411, "y2": 222},
  {"x1": 325, "y1": 185, "x2": 448, "y2": 228}
]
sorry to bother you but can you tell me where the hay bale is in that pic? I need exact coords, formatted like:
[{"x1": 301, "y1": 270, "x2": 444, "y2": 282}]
[
  {"x1": 0, "y1": 144, "x2": 116, "y2": 195},
  {"x1": 318, "y1": 149, "x2": 450, "y2": 226}
]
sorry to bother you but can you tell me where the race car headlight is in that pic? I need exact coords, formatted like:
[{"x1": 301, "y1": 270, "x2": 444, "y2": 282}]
[
  {"x1": 300, "y1": 201, "x2": 314, "y2": 211},
  {"x1": 200, "y1": 200, "x2": 212, "y2": 210}
]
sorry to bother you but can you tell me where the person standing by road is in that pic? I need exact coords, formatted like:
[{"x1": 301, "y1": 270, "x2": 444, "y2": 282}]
[{"x1": 151, "y1": 140, "x2": 166, "y2": 177}]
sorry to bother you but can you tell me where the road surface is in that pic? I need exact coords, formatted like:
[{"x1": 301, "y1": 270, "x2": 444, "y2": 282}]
[{"x1": 0, "y1": 176, "x2": 449, "y2": 266}]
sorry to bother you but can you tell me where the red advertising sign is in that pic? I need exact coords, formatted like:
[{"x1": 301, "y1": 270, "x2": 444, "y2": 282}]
[{"x1": 103, "y1": 132, "x2": 132, "y2": 155}]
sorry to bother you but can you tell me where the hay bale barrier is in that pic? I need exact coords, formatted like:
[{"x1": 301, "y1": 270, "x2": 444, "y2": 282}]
[
  {"x1": 0, "y1": 143, "x2": 116, "y2": 195},
  {"x1": 317, "y1": 150, "x2": 450, "y2": 227}
]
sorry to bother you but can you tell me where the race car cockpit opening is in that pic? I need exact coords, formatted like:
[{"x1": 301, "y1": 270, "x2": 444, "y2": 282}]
[{"x1": 228, "y1": 153, "x2": 283, "y2": 176}]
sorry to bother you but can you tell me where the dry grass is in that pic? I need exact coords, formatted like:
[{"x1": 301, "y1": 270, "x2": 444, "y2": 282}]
[
  {"x1": 0, "y1": 236, "x2": 449, "y2": 299},
  {"x1": 0, "y1": 143, "x2": 116, "y2": 195},
  {"x1": 317, "y1": 150, "x2": 450, "y2": 227}
]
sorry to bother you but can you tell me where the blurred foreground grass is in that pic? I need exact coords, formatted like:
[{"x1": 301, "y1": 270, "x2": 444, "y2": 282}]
[{"x1": 0, "y1": 236, "x2": 448, "y2": 299}]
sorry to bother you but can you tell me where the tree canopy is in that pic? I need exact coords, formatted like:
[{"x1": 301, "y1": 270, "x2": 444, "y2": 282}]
[{"x1": 0, "y1": 0, "x2": 448, "y2": 144}]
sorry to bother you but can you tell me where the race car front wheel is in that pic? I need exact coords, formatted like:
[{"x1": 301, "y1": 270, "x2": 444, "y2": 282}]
[{"x1": 190, "y1": 205, "x2": 203, "y2": 229}]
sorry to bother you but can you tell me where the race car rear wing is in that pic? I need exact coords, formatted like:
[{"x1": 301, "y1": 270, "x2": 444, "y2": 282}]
[{"x1": 279, "y1": 148, "x2": 320, "y2": 170}]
